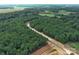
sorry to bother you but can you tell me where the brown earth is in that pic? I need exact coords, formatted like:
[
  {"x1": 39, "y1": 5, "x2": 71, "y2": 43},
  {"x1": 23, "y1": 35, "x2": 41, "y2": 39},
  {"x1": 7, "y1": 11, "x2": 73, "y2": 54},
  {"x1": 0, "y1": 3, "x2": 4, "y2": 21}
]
[{"x1": 32, "y1": 41, "x2": 67, "y2": 55}]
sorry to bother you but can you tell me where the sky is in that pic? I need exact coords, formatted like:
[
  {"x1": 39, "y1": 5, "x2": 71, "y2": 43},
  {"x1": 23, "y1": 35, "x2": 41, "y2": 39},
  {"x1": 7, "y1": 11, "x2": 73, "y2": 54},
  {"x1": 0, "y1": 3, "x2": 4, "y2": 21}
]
[{"x1": 0, "y1": 0, "x2": 79, "y2": 4}]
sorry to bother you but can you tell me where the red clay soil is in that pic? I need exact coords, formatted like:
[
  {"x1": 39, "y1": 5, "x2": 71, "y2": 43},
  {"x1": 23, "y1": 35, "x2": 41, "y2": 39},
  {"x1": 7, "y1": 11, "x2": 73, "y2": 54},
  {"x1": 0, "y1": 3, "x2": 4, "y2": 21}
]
[{"x1": 31, "y1": 44, "x2": 51, "y2": 55}]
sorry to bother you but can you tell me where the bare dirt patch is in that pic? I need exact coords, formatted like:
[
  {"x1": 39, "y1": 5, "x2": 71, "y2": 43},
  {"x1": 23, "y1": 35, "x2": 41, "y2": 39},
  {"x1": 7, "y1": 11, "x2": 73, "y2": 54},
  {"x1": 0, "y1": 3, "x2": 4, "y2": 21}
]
[{"x1": 32, "y1": 41, "x2": 67, "y2": 55}]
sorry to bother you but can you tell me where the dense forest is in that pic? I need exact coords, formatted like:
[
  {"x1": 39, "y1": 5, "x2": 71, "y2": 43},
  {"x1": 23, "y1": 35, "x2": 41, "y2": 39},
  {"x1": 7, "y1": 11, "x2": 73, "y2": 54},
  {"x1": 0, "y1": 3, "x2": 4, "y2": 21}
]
[
  {"x1": 0, "y1": 4, "x2": 79, "y2": 54},
  {"x1": 0, "y1": 8, "x2": 47, "y2": 54},
  {"x1": 31, "y1": 14, "x2": 79, "y2": 43}
]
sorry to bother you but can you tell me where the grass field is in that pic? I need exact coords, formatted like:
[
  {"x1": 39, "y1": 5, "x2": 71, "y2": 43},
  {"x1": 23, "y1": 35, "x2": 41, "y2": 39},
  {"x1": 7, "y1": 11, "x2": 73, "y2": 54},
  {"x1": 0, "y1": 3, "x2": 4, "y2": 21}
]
[
  {"x1": 39, "y1": 14, "x2": 55, "y2": 17},
  {"x1": 58, "y1": 10, "x2": 71, "y2": 15},
  {"x1": 69, "y1": 42, "x2": 79, "y2": 50},
  {"x1": 0, "y1": 9, "x2": 24, "y2": 13}
]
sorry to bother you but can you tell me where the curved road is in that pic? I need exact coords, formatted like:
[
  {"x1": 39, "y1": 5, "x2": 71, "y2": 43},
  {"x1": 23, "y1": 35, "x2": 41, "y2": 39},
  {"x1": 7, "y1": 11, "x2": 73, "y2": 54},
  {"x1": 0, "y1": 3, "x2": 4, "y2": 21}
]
[{"x1": 26, "y1": 22, "x2": 77, "y2": 55}]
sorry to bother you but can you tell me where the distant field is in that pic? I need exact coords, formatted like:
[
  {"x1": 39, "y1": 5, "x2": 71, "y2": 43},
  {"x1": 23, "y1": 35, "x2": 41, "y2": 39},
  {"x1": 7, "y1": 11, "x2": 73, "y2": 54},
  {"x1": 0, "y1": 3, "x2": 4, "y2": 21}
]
[
  {"x1": 0, "y1": 9, "x2": 24, "y2": 13},
  {"x1": 58, "y1": 10, "x2": 71, "y2": 15},
  {"x1": 39, "y1": 14, "x2": 55, "y2": 17}
]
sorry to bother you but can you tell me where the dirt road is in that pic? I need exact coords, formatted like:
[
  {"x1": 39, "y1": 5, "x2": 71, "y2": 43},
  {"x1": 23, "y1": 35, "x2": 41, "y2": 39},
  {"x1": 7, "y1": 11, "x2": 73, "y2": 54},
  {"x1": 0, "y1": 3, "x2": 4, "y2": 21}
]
[{"x1": 26, "y1": 22, "x2": 77, "y2": 55}]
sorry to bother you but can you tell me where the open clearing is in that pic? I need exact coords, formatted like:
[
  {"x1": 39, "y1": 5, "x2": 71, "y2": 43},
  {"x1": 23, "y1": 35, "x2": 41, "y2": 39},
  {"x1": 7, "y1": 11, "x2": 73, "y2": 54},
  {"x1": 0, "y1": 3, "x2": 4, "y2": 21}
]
[
  {"x1": 39, "y1": 14, "x2": 55, "y2": 17},
  {"x1": 0, "y1": 9, "x2": 24, "y2": 13},
  {"x1": 58, "y1": 10, "x2": 71, "y2": 15}
]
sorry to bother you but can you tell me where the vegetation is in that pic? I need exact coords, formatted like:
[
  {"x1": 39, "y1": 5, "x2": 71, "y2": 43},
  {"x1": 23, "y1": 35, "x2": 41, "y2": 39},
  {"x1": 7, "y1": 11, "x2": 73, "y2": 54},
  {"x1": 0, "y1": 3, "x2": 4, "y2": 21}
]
[
  {"x1": 0, "y1": 9, "x2": 47, "y2": 55},
  {"x1": 0, "y1": 4, "x2": 79, "y2": 54},
  {"x1": 31, "y1": 10, "x2": 79, "y2": 44},
  {"x1": 69, "y1": 42, "x2": 79, "y2": 50}
]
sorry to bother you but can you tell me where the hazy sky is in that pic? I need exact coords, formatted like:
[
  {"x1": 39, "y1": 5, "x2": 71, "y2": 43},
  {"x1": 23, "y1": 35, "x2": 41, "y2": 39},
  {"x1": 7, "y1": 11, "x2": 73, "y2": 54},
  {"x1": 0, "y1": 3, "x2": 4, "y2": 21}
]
[{"x1": 0, "y1": 0, "x2": 79, "y2": 4}]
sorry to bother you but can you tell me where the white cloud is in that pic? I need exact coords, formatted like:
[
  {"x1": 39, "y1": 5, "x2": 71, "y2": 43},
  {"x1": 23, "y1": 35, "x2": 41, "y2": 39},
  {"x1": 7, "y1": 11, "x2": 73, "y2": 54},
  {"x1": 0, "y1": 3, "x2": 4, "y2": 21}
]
[{"x1": 0, "y1": 0, "x2": 79, "y2": 4}]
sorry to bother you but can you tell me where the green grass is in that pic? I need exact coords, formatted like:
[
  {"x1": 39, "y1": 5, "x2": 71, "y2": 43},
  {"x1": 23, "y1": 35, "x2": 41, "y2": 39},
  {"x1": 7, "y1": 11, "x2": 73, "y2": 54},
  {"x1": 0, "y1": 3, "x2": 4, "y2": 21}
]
[
  {"x1": 0, "y1": 9, "x2": 24, "y2": 13},
  {"x1": 39, "y1": 14, "x2": 55, "y2": 17},
  {"x1": 58, "y1": 10, "x2": 71, "y2": 15},
  {"x1": 69, "y1": 42, "x2": 79, "y2": 50}
]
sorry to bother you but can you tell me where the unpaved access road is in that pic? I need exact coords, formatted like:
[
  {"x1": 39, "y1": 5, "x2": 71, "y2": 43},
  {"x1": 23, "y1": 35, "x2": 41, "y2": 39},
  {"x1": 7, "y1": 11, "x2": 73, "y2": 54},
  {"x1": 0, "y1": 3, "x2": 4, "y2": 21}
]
[{"x1": 26, "y1": 22, "x2": 77, "y2": 55}]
